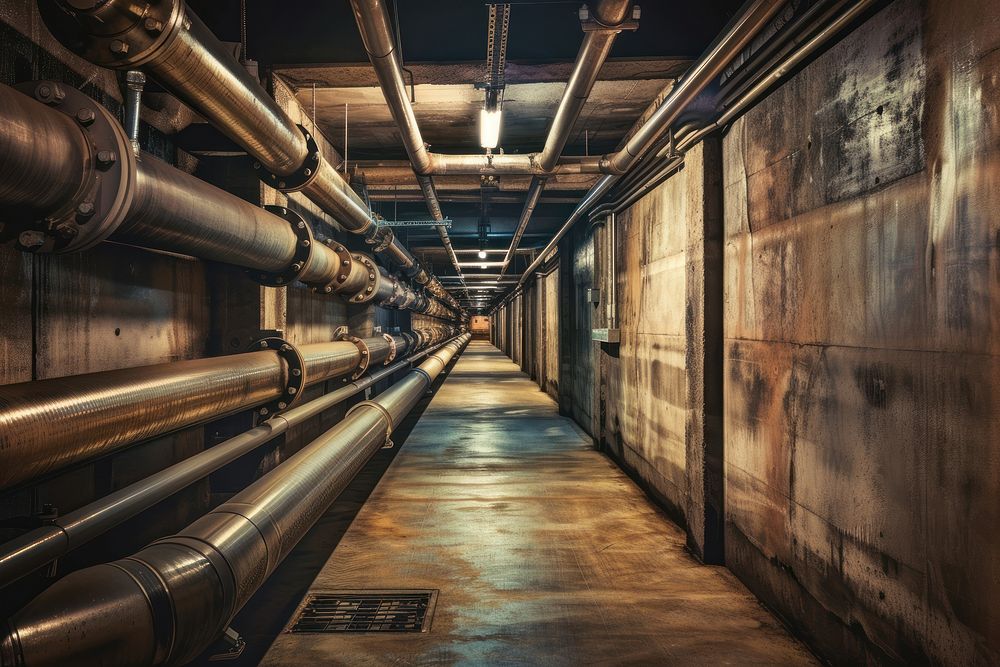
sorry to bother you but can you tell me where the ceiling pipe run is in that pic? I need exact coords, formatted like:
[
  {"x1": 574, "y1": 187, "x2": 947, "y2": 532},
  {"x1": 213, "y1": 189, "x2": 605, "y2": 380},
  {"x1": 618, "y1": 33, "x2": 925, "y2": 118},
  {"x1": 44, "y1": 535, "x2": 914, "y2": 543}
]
[
  {"x1": 349, "y1": 0, "x2": 466, "y2": 286},
  {"x1": 38, "y1": 0, "x2": 460, "y2": 313},
  {"x1": 492, "y1": 0, "x2": 873, "y2": 312},
  {"x1": 0, "y1": 334, "x2": 471, "y2": 667},
  {"x1": 350, "y1": 0, "x2": 634, "y2": 280},
  {"x1": 0, "y1": 82, "x2": 459, "y2": 322},
  {"x1": 502, "y1": 0, "x2": 787, "y2": 298},
  {"x1": 500, "y1": 0, "x2": 634, "y2": 277},
  {"x1": 0, "y1": 334, "x2": 458, "y2": 588}
]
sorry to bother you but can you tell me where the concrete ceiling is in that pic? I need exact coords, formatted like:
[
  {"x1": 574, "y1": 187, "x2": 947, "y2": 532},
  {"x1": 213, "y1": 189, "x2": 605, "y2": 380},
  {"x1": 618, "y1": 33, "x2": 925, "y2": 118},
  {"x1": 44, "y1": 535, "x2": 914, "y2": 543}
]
[
  {"x1": 283, "y1": 76, "x2": 675, "y2": 158},
  {"x1": 181, "y1": 0, "x2": 747, "y2": 305}
]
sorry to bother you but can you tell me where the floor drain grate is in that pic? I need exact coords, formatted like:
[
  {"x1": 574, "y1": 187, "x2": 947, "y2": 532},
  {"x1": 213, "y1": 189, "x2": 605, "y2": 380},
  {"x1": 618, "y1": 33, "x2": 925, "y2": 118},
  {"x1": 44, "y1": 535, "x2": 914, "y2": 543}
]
[{"x1": 289, "y1": 590, "x2": 437, "y2": 633}]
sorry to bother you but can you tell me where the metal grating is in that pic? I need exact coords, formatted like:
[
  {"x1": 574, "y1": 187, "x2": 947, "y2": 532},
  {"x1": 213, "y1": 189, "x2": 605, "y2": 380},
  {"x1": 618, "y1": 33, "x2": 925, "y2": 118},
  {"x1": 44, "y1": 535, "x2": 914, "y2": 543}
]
[{"x1": 289, "y1": 590, "x2": 436, "y2": 634}]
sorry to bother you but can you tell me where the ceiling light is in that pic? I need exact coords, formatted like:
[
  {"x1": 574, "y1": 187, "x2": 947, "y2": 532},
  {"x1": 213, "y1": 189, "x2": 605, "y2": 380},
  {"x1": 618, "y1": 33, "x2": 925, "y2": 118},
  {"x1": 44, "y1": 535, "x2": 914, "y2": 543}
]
[
  {"x1": 481, "y1": 263, "x2": 488, "y2": 269},
  {"x1": 477, "y1": 249, "x2": 487, "y2": 259},
  {"x1": 480, "y1": 107, "x2": 502, "y2": 149}
]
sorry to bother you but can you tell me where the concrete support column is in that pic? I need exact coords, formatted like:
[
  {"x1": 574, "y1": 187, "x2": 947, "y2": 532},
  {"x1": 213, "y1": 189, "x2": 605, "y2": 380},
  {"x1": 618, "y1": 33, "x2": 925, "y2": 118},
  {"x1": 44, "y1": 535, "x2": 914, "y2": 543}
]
[{"x1": 684, "y1": 137, "x2": 725, "y2": 564}]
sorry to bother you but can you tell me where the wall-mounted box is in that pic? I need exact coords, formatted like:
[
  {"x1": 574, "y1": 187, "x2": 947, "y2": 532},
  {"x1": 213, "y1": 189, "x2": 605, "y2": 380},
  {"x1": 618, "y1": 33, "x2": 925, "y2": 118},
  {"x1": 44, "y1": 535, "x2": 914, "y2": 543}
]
[
  {"x1": 591, "y1": 328, "x2": 620, "y2": 343},
  {"x1": 586, "y1": 288, "x2": 601, "y2": 304}
]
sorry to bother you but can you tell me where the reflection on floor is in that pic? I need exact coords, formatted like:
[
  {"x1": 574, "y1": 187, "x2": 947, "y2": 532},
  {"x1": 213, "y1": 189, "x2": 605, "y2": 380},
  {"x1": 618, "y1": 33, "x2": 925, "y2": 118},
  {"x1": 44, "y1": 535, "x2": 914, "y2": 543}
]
[{"x1": 262, "y1": 341, "x2": 816, "y2": 665}]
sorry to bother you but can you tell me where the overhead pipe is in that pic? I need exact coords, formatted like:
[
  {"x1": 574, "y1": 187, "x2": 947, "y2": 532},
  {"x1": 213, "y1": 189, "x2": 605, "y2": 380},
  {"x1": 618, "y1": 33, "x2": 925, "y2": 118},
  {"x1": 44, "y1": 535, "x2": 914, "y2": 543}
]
[
  {"x1": 0, "y1": 325, "x2": 457, "y2": 490},
  {"x1": 509, "y1": 0, "x2": 788, "y2": 293},
  {"x1": 38, "y1": 0, "x2": 460, "y2": 314},
  {"x1": 0, "y1": 334, "x2": 472, "y2": 667},
  {"x1": 0, "y1": 82, "x2": 459, "y2": 321},
  {"x1": 493, "y1": 0, "x2": 871, "y2": 313},
  {"x1": 348, "y1": 0, "x2": 467, "y2": 286},
  {"x1": 0, "y1": 334, "x2": 459, "y2": 589},
  {"x1": 498, "y1": 0, "x2": 633, "y2": 277}
]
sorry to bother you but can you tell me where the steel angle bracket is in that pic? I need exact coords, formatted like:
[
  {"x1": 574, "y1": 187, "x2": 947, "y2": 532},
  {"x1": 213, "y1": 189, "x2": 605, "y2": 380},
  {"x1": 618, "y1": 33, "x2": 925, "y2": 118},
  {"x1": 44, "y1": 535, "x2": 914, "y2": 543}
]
[{"x1": 247, "y1": 336, "x2": 307, "y2": 418}]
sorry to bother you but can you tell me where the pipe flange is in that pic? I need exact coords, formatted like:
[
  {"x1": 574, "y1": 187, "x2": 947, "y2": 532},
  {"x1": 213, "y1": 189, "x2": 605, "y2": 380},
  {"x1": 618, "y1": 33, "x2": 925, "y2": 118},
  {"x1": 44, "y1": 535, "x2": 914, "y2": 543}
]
[
  {"x1": 364, "y1": 225, "x2": 395, "y2": 253},
  {"x1": 245, "y1": 206, "x2": 313, "y2": 287},
  {"x1": 334, "y1": 326, "x2": 371, "y2": 380},
  {"x1": 382, "y1": 333, "x2": 397, "y2": 365},
  {"x1": 344, "y1": 400, "x2": 395, "y2": 448},
  {"x1": 9, "y1": 82, "x2": 135, "y2": 254},
  {"x1": 248, "y1": 337, "x2": 307, "y2": 417},
  {"x1": 312, "y1": 240, "x2": 355, "y2": 295},
  {"x1": 38, "y1": 0, "x2": 188, "y2": 69},
  {"x1": 253, "y1": 125, "x2": 322, "y2": 192},
  {"x1": 347, "y1": 253, "x2": 379, "y2": 304}
]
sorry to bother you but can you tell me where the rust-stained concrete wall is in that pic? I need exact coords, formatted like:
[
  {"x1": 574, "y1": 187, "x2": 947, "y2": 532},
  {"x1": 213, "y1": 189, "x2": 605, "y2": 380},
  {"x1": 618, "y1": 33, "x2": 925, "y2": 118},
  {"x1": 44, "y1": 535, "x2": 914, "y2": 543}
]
[
  {"x1": 721, "y1": 0, "x2": 999, "y2": 662},
  {"x1": 518, "y1": 0, "x2": 999, "y2": 662}
]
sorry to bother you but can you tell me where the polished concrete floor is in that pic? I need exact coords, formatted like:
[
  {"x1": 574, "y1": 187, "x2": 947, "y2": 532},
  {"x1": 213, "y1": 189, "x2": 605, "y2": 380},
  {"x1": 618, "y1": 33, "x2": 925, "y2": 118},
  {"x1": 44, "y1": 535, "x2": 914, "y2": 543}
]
[{"x1": 262, "y1": 341, "x2": 816, "y2": 665}]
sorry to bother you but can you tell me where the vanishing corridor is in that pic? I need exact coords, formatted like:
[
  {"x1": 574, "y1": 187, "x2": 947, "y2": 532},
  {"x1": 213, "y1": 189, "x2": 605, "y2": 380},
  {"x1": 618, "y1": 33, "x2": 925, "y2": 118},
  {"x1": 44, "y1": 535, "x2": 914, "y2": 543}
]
[{"x1": 263, "y1": 342, "x2": 815, "y2": 665}]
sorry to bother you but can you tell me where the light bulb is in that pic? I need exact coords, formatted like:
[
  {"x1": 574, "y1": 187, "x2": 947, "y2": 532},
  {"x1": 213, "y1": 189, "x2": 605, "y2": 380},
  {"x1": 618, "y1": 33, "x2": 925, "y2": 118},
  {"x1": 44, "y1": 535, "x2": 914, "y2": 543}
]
[
  {"x1": 478, "y1": 250, "x2": 487, "y2": 259},
  {"x1": 480, "y1": 107, "x2": 502, "y2": 149}
]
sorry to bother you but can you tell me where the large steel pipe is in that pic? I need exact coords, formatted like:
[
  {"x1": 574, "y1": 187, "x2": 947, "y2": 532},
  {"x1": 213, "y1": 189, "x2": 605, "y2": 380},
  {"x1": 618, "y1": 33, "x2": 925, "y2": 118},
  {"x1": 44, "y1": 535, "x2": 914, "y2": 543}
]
[
  {"x1": 0, "y1": 334, "x2": 471, "y2": 667},
  {"x1": 39, "y1": 0, "x2": 457, "y2": 310},
  {"x1": 0, "y1": 83, "x2": 459, "y2": 319},
  {"x1": 0, "y1": 334, "x2": 458, "y2": 588},
  {"x1": 0, "y1": 84, "x2": 91, "y2": 218},
  {"x1": 0, "y1": 332, "x2": 430, "y2": 490}
]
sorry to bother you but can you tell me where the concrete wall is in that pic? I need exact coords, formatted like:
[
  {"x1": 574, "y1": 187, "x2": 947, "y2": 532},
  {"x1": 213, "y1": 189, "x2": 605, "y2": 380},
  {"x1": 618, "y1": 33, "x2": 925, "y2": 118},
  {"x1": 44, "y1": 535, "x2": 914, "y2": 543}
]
[
  {"x1": 505, "y1": 0, "x2": 999, "y2": 662},
  {"x1": 722, "y1": 1, "x2": 998, "y2": 662},
  {"x1": 492, "y1": 264, "x2": 560, "y2": 402}
]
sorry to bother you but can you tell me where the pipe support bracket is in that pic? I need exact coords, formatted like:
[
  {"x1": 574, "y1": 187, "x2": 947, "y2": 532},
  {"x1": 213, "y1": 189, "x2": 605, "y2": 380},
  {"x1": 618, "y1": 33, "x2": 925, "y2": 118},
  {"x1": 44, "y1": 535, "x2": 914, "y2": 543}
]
[{"x1": 344, "y1": 400, "x2": 395, "y2": 448}]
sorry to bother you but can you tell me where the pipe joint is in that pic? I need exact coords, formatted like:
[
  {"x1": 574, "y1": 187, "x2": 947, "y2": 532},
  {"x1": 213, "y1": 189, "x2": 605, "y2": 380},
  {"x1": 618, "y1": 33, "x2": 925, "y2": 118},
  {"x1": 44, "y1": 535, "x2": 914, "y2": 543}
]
[
  {"x1": 245, "y1": 337, "x2": 307, "y2": 417},
  {"x1": 41, "y1": 0, "x2": 187, "y2": 69},
  {"x1": 245, "y1": 206, "x2": 314, "y2": 287},
  {"x1": 334, "y1": 327, "x2": 371, "y2": 380},
  {"x1": 344, "y1": 400, "x2": 394, "y2": 448},
  {"x1": 6, "y1": 81, "x2": 135, "y2": 254},
  {"x1": 252, "y1": 125, "x2": 322, "y2": 192}
]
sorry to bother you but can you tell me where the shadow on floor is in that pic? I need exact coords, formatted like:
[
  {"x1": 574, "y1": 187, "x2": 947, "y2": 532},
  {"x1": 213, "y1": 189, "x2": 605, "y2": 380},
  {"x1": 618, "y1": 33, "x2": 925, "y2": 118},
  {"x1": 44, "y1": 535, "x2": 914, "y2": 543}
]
[{"x1": 188, "y1": 358, "x2": 460, "y2": 666}]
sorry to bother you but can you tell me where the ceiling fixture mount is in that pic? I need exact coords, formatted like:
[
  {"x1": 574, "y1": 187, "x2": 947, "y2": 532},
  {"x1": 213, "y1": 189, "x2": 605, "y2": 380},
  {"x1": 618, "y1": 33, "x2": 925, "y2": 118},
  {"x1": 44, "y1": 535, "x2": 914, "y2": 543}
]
[{"x1": 477, "y1": 3, "x2": 510, "y2": 151}]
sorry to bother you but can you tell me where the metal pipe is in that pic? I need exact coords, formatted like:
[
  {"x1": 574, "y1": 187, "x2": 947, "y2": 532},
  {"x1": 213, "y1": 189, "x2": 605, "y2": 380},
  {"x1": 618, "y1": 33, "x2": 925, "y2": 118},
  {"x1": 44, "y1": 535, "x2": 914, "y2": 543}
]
[
  {"x1": 0, "y1": 334, "x2": 458, "y2": 588},
  {"x1": 41, "y1": 0, "x2": 458, "y2": 315},
  {"x1": 123, "y1": 70, "x2": 145, "y2": 156},
  {"x1": 0, "y1": 83, "x2": 459, "y2": 319},
  {"x1": 600, "y1": 0, "x2": 786, "y2": 175},
  {"x1": 0, "y1": 328, "x2": 461, "y2": 490},
  {"x1": 496, "y1": 0, "x2": 631, "y2": 275},
  {"x1": 0, "y1": 82, "x2": 91, "y2": 223},
  {"x1": 514, "y1": 0, "x2": 786, "y2": 288},
  {"x1": 348, "y1": 0, "x2": 467, "y2": 280},
  {"x1": 0, "y1": 334, "x2": 471, "y2": 667}
]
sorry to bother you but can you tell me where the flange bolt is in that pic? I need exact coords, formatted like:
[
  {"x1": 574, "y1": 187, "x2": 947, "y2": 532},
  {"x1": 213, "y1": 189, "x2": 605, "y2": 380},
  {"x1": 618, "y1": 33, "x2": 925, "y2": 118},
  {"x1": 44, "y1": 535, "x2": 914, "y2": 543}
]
[{"x1": 76, "y1": 108, "x2": 96, "y2": 126}]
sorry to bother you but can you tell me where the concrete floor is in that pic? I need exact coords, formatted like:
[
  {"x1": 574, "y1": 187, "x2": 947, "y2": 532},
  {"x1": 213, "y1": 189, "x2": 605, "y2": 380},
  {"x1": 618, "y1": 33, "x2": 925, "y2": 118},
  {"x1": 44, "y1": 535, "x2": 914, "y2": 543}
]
[{"x1": 262, "y1": 342, "x2": 816, "y2": 665}]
